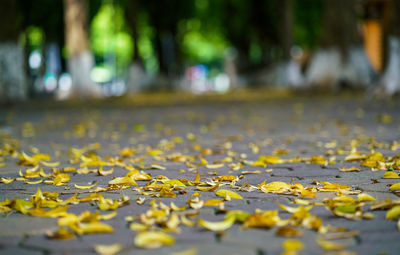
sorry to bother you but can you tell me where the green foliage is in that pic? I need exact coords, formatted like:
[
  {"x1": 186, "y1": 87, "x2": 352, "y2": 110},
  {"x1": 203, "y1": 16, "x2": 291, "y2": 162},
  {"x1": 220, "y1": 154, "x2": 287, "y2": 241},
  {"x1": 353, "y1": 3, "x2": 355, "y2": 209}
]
[
  {"x1": 136, "y1": 13, "x2": 158, "y2": 74},
  {"x1": 180, "y1": 19, "x2": 229, "y2": 64},
  {"x1": 294, "y1": 0, "x2": 323, "y2": 48},
  {"x1": 91, "y1": 3, "x2": 133, "y2": 72},
  {"x1": 26, "y1": 26, "x2": 44, "y2": 49}
]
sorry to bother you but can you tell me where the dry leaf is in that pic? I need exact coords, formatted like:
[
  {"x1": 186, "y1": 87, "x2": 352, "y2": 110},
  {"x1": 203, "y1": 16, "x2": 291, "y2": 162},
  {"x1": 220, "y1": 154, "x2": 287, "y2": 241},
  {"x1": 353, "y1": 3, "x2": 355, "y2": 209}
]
[
  {"x1": 384, "y1": 171, "x2": 400, "y2": 179},
  {"x1": 134, "y1": 231, "x2": 175, "y2": 249},
  {"x1": 276, "y1": 226, "x2": 303, "y2": 237},
  {"x1": 215, "y1": 189, "x2": 243, "y2": 200},
  {"x1": 94, "y1": 243, "x2": 122, "y2": 255},
  {"x1": 197, "y1": 216, "x2": 235, "y2": 231},
  {"x1": 74, "y1": 182, "x2": 98, "y2": 189}
]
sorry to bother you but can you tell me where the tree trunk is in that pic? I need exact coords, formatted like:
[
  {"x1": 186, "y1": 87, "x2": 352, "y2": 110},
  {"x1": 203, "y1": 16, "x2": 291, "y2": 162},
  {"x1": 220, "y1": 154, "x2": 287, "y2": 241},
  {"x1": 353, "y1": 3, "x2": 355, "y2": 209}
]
[
  {"x1": 306, "y1": 0, "x2": 374, "y2": 90},
  {"x1": 380, "y1": 0, "x2": 400, "y2": 95},
  {"x1": 0, "y1": 0, "x2": 27, "y2": 103},
  {"x1": 62, "y1": 0, "x2": 100, "y2": 99},
  {"x1": 126, "y1": 0, "x2": 141, "y2": 64},
  {"x1": 279, "y1": 0, "x2": 293, "y2": 61}
]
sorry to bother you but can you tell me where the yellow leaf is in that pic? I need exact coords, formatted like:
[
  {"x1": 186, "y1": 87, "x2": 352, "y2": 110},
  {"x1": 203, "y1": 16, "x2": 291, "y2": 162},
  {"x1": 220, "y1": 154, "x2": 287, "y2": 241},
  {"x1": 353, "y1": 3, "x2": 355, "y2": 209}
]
[
  {"x1": 14, "y1": 199, "x2": 34, "y2": 214},
  {"x1": 41, "y1": 161, "x2": 60, "y2": 167},
  {"x1": 98, "y1": 211, "x2": 118, "y2": 220},
  {"x1": 357, "y1": 193, "x2": 376, "y2": 202},
  {"x1": 311, "y1": 156, "x2": 328, "y2": 165},
  {"x1": 383, "y1": 171, "x2": 400, "y2": 179},
  {"x1": 171, "y1": 248, "x2": 198, "y2": 255},
  {"x1": 282, "y1": 239, "x2": 304, "y2": 251},
  {"x1": 242, "y1": 210, "x2": 280, "y2": 229},
  {"x1": 108, "y1": 176, "x2": 137, "y2": 186},
  {"x1": 197, "y1": 216, "x2": 235, "y2": 231},
  {"x1": 134, "y1": 231, "x2": 175, "y2": 249},
  {"x1": 18, "y1": 152, "x2": 38, "y2": 166},
  {"x1": 94, "y1": 243, "x2": 122, "y2": 255},
  {"x1": 258, "y1": 155, "x2": 283, "y2": 164},
  {"x1": 260, "y1": 181, "x2": 291, "y2": 193},
  {"x1": 98, "y1": 197, "x2": 119, "y2": 211},
  {"x1": 316, "y1": 237, "x2": 350, "y2": 251},
  {"x1": 170, "y1": 202, "x2": 186, "y2": 211},
  {"x1": 203, "y1": 199, "x2": 224, "y2": 206},
  {"x1": 340, "y1": 166, "x2": 360, "y2": 172},
  {"x1": 345, "y1": 152, "x2": 366, "y2": 162},
  {"x1": 130, "y1": 223, "x2": 149, "y2": 231},
  {"x1": 47, "y1": 227, "x2": 75, "y2": 240},
  {"x1": 390, "y1": 182, "x2": 400, "y2": 191},
  {"x1": 160, "y1": 187, "x2": 177, "y2": 198},
  {"x1": 197, "y1": 181, "x2": 221, "y2": 192},
  {"x1": 24, "y1": 179, "x2": 43, "y2": 184},
  {"x1": 386, "y1": 205, "x2": 400, "y2": 220},
  {"x1": 215, "y1": 189, "x2": 243, "y2": 199},
  {"x1": 53, "y1": 173, "x2": 70, "y2": 186},
  {"x1": 205, "y1": 163, "x2": 224, "y2": 169},
  {"x1": 301, "y1": 189, "x2": 315, "y2": 198},
  {"x1": 187, "y1": 197, "x2": 204, "y2": 209},
  {"x1": 147, "y1": 149, "x2": 163, "y2": 156},
  {"x1": 74, "y1": 182, "x2": 98, "y2": 189},
  {"x1": 276, "y1": 226, "x2": 303, "y2": 237},
  {"x1": 97, "y1": 167, "x2": 114, "y2": 176},
  {"x1": 193, "y1": 171, "x2": 200, "y2": 184},
  {"x1": 0, "y1": 205, "x2": 12, "y2": 213},
  {"x1": 29, "y1": 206, "x2": 69, "y2": 217},
  {"x1": 334, "y1": 204, "x2": 357, "y2": 214},
  {"x1": 32, "y1": 153, "x2": 51, "y2": 161},
  {"x1": 1, "y1": 177, "x2": 15, "y2": 184},
  {"x1": 164, "y1": 179, "x2": 185, "y2": 187},
  {"x1": 216, "y1": 175, "x2": 236, "y2": 181},
  {"x1": 120, "y1": 147, "x2": 135, "y2": 157},
  {"x1": 72, "y1": 222, "x2": 114, "y2": 235}
]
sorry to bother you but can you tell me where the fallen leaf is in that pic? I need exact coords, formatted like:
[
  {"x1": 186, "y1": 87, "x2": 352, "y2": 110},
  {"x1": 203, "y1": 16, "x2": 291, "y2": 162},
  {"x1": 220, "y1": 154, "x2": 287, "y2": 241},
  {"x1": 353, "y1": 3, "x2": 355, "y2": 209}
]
[
  {"x1": 74, "y1": 182, "x2": 98, "y2": 189},
  {"x1": 0, "y1": 177, "x2": 15, "y2": 184},
  {"x1": 386, "y1": 205, "x2": 400, "y2": 220},
  {"x1": 340, "y1": 166, "x2": 360, "y2": 172},
  {"x1": 316, "y1": 237, "x2": 350, "y2": 251},
  {"x1": 71, "y1": 222, "x2": 114, "y2": 235},
  {"x1": 134, "y1": 231, "x2": 175, "y2": 249},
  {"x1": 282, "y1": 239, "x2": 304, "y2": 251},
  {"x1": 171, "y1": 248, "x2": 198, "y2": 255},
  {"x1": 94, "y1": 243, "x2": 122, "y2": 255},
  {"x1": 197, "y1": 216, "x2": 235, "y2": 231},
  {"x1": 47, "y1": 227, "x2": 75, "y2": 240},
  {"x1": 215, "y1": 189, "x2": 243, "y2": 200},
  {"x1": 384, "y1": 171, "x2": 400, "y2": 179},
  {"x1": 390, "y1": 182, "x2": 400, "y2": 191},
  {"x1": 276, "y1": 226, "x2": 303, "y2": 237},
  {"x1": 357, "y1": 193, "x2": 376, "y2": 202}
]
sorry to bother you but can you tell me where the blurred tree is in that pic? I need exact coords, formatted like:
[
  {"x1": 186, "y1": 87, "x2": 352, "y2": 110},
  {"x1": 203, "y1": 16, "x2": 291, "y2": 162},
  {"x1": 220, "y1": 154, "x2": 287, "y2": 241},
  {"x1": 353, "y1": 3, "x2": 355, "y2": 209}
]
[
  {"x1": 393, "y1": 0, "x2": 400, "y2": 37},
  {"x1": 125, "y1": 0, "x2": 141, "y2": 65},
  {"x1": 293, "y1": 0, "x2": 323, "y2": 49},
  {"x1": 380, "y1": 0, "x2": 400, "y2": 95},
  {"x1": 143, "y1": 0, "x2": 194, "y2": 78},
  {"x1": 320, "y1": 0, "x2": 361, "y2": 59},
  {"x1": 63, "y1": 0, "x2": 101, "y2": 97},
  {"x1": 0, "y1": 0, "x2": 27, "y2": 102},
  {"x1": 306, "y1": 0, "x2": 374, "y2": 90},
  {"x1": 279, "y1": 0, "x2": 293, "y2": 61}
]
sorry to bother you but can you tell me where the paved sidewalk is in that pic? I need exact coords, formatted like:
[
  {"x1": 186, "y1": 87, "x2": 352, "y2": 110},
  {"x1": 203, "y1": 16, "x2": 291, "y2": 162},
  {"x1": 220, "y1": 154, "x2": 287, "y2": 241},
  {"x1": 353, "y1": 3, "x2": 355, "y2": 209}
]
[{"x1": 0, "y1": 95, "x2": 400, "y2": 255}]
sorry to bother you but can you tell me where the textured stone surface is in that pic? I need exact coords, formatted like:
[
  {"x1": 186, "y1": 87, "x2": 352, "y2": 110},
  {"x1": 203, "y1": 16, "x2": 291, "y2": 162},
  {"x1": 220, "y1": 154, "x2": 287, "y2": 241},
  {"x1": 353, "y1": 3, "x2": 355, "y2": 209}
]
[{"x1": 1, "y1": 96, "x2": 400, "y2": 254}]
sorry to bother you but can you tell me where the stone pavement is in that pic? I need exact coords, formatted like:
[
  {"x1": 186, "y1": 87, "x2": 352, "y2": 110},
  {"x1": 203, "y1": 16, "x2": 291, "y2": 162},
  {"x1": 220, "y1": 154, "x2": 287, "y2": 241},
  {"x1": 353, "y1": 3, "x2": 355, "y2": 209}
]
[{"x1": 0, "y1": 94, "x2": 400, "y2": 255}]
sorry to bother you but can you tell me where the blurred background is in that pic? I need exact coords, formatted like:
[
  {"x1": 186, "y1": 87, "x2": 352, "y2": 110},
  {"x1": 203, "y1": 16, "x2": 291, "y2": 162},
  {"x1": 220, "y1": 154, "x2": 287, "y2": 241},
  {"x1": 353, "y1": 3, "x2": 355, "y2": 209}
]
[{"x1": 0, "y1": 0, "x2": 399, "y2": 102}]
